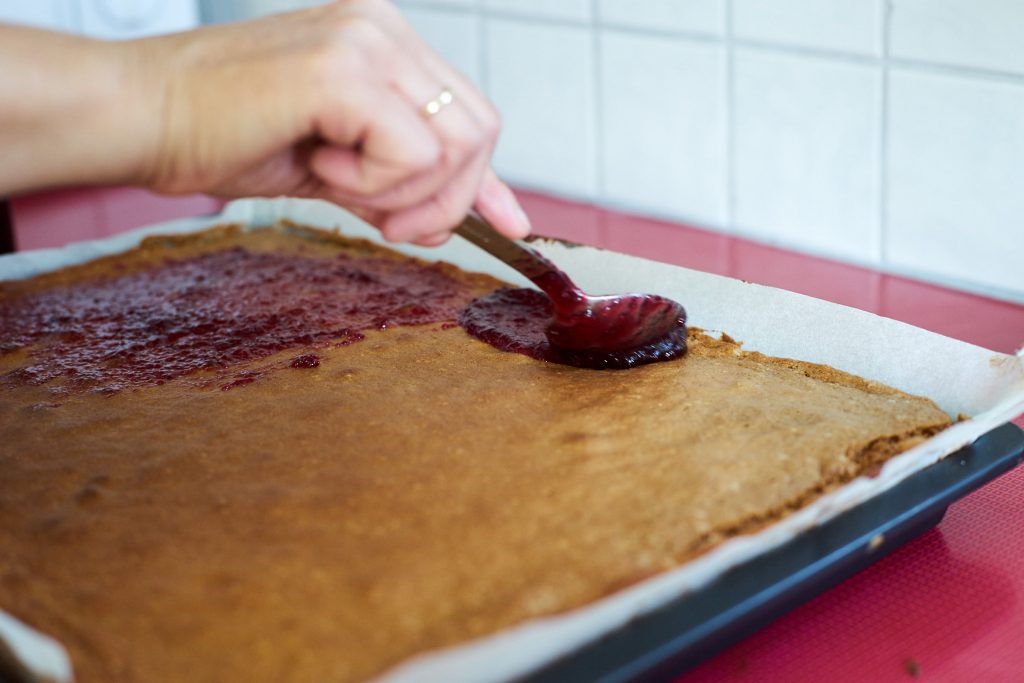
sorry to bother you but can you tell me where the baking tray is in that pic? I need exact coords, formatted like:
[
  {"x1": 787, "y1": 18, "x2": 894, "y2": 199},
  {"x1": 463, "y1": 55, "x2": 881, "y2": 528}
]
[
  {"x1": 524, "y1": 421, "x2": 1024, "y2": 683},
  {"x1": 2, "y1": 198, "x2": 1023, "y2": 683}
]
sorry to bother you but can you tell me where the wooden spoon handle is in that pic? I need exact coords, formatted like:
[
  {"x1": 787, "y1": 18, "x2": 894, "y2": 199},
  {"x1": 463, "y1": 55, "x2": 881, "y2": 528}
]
[{"x1": 454, "y1": 212, "x2": 554, "y2": 283}]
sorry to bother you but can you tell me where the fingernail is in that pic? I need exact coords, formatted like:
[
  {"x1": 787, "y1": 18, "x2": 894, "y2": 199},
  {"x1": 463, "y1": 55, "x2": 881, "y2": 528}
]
[{"x1": 508, "y1": 195, "x2": 531, "y2": 236}]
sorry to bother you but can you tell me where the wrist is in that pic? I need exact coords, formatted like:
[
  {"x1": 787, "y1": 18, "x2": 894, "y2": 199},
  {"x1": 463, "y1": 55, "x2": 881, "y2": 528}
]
[{"x1": 86, "y1": 38, "x2": 168, "y2": 190}]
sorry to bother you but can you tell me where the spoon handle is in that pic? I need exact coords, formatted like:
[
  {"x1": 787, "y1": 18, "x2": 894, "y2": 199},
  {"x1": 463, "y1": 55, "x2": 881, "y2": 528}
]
[{"x1": 454, "y1": 212, "x2": 556, "y2": 283}]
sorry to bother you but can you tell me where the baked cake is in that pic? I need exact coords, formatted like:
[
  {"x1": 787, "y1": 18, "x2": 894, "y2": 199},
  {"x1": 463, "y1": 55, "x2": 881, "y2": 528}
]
[{"x1": 0, "y1": 224, "x2": 950, "y2": 682}]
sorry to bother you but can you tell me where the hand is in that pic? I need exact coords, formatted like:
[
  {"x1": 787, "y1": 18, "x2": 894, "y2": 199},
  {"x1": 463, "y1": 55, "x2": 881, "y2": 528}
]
[
  {"x1": 0, "y1": 1, "x2": 531, "y2": 246},
  {"x1": 136, "y1": 0, "x2": 530, "y2": 246}
]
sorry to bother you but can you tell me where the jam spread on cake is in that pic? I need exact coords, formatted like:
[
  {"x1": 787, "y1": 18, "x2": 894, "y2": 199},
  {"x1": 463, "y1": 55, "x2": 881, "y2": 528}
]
[
  {"x1": 1, "y1": 230, "x2": 688, "y2": 391},
  {"x1": 0, "y1": 246, "x2": 480, "y2": 393}
]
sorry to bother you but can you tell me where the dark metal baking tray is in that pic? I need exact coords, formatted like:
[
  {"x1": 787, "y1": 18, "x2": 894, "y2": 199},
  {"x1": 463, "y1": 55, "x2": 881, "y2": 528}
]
[{"x1": 523, "y1": 421, "x2": 1024, "y2": 683}]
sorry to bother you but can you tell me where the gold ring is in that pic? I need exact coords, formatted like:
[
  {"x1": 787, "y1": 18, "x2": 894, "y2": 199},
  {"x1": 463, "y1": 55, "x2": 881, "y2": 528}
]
[{"x1": 421, "y1": 87, "x2": 454, "y2": 118}]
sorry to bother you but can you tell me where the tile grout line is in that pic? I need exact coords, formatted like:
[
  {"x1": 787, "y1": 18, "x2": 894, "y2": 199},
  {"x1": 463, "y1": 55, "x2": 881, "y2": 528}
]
[
  {"x1": 871, "y1": 0, "x2": 895, "y2": 313},
  {"x1": 589, "y1": 0, "x2": 605, "y2": 209},
  {"x1": 724, "y1": 0, "x2": 737, "y2": 233},
  {"x1": 406, "y1": 2, "x2": 1024, "y2": 86},
  {"x1": 887, "y1": 56, "x2": 1024, "y2": 86},
  {"x1": 878, "y1": 0, "x2": 892, "y2": 272},
  {"x1": 724, "y1": 0, "x2": 738, "y2": 277},
  {"x1": 475, "y1": 1, "x2": 488, "y2": 96}
]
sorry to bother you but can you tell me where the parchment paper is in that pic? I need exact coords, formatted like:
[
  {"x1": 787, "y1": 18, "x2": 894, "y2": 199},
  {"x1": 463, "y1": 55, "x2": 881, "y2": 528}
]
[{"x1": 2, "y1": 198, "x2": 1022, "y2": 683}]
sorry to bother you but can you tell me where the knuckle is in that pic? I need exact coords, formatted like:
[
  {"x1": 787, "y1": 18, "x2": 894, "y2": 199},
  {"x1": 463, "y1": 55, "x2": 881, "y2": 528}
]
[
  {"x1": 432, "y1": 189, "x2": 471, "y2": 229},
  {"x1": 487, "y1": 117, "x2": 501, "y2": 141},
  {"x1": 410, "y1": 139, "x2": 442, "y2": 172},
  {"x1": 314, "y1": 44, "x2": 359, "y2": 82},
  {"x1": 306, "y1": 33, "x2": 363, "y2": 82},
  {"x1": 336, "y1": 15, "x2": 388, "y2": 55},
  {"x1": 449, "y1": 126, "x2": 484, "y2": 155},
  {"x1": 352, "y1": 0, "x2": 385, "y2": 11},
  {"x1": 358, "y1": 170, "x2": 395, "y2": 196},
  {"x1": 365, "y1": 177, "x2": 421, "y2": 211},
  {"x1": 361, "y1": 0, "x2": 400, "y2": 20},
  {"x1": 482, "y1": 105, "x2": 502, "y2": 140},
  {"x1": 335, "y1": 163, "x2": 386, "y2": 197},
  {"x1": 482, "y1": 118, "x2": 500, "y2": 145}
]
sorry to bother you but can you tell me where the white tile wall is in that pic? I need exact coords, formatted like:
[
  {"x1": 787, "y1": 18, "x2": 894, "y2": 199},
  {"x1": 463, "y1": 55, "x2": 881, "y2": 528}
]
[
  {"x1": 0, "y1": 1, "x2": 73, "y2": 31},
  {"x1": 399, "y1": 0, "x2": 474, "y2": 8},
  {"x1": 597, "y1": 0, "x2": 725, "y2": 37},
  {"x1": 886, "y1": 70, "x2": 1024, "y2": 294},
  {"x1": 891, "y1": 0, "x2": 1024, "y2": 75},
  {"x1": 600, "y1": 31, "x2": 727, "y2": 225},
  {"x1": 402, "y1": 6, "x2": 481, "y2": 86},
  {"x1": 733, "y1": 0, "x2": 883, "y2": 57},
  {"x1": 0, "y1": 0, "x2": 198, "y2": 36},
  {"x1": 201, "y1": 0, "x2": 324, "y2": 23},
  {"x1": 482, "y1": 0, "x2": 589, "y2": 22},
  {"x1": 190, "y1": 0, "x2": 1024, "y2": 302},
  {"x1": 485, "y1": 18, "x2": 596, "y2": 198},
  {"x1": 79, "y1": 0, "x2": 198, "y2": 39},
  {"x1": 734, "y1": 49, "x2": 881, "y2": 262}
]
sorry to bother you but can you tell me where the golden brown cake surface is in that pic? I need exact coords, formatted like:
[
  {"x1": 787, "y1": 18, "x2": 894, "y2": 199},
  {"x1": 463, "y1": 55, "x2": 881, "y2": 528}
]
[{"x1": 0, "y1": 226, "x2": 950, "y2": 682}]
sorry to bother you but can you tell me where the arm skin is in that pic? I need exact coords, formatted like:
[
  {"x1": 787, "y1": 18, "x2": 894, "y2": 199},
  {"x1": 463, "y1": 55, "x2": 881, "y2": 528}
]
[{"x1": 0, "y1": 0, "x2": 530, "y2": 246}]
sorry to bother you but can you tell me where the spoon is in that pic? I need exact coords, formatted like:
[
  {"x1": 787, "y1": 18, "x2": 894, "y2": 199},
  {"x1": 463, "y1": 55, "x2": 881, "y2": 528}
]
[{"x1": 454, "y1": 212, "x2": 688, "y2": 369}]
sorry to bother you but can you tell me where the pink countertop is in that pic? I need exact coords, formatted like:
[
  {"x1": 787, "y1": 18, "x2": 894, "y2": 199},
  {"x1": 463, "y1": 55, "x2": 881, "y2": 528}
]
[{"x1": 10, "y1": 187, "x2": 1024, "y2": 682}]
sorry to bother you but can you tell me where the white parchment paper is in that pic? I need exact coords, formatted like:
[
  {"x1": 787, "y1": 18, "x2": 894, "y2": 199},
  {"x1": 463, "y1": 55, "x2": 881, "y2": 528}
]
[{"x1": 2, "y1": 198, "x2": 1022, "y2": 683}]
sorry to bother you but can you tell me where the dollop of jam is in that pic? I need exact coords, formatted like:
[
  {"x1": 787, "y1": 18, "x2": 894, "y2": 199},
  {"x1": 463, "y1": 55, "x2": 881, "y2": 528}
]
[
  {"x1": 458, "y1": 288, "x2": 688, "y2": 370},
  {"x1": 457, "y1": 244, "x2": 687, "y2": 370},
  {"x1": 0, "y1": 247, "x2": 476, "y2": 393}
]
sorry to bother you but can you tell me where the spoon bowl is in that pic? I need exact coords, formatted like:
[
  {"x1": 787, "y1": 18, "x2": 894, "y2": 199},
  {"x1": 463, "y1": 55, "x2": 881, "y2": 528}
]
[
  {"x1": 545, "y1": 292, "x2": 687, "y2": 352},
  {"x1": 455, "y1": 213, "x2": 688, "y2": 369}
]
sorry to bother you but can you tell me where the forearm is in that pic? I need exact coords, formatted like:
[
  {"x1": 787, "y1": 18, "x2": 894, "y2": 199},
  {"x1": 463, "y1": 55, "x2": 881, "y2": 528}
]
[{"x1": 0, "y1": 23, "x2": 157, "y2": 196}]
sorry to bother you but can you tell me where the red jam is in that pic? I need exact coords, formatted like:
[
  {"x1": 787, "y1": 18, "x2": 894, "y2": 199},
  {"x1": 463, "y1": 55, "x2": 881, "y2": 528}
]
[
  {"x1": 0, "y1": 247, "x2": 476, "y2": 393},
  {"x1": 289, "y1": 353, "x2": 321, "y2": 369},
  {"x1": 457, "y1": 244, "x2": 687, "y2": 370},
  {"x1": 458, "y1": 288, "x2": 688, "y2": 370}
]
